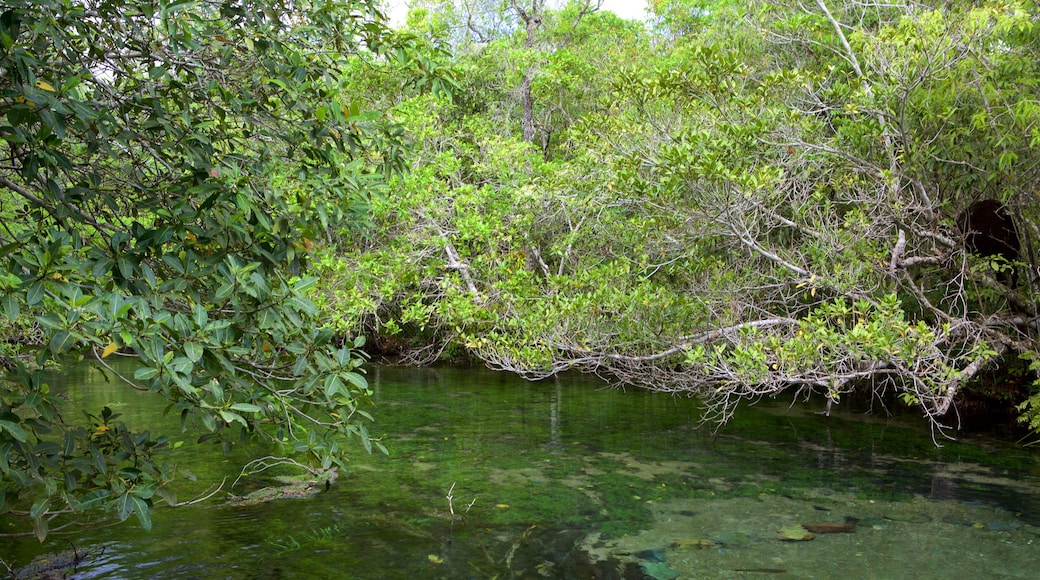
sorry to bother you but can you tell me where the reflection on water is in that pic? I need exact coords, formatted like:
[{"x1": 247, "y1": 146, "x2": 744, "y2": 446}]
[{"x1": 3, "y1": 363, "x2": 1039, "y2": 579}]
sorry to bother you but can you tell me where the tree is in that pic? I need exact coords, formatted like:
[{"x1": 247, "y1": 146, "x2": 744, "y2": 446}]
[
  {"x1": 318, "y1": 0, "x2": 1040, "y2": 439},
  {"x1": 402, "y1": 0, "x2": 608, "y2": 151},
  {"x1": 504, "y1": 0, "x2": 1040, "y2": 433},
  {"x1": 0, "y1": 0, "x2": 411, "y2": 539}
]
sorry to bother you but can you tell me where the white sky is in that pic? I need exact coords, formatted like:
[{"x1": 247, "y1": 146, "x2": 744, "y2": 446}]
[
  {"x1": 597, "y1": 0, "x2": 650, "y2": 21},
  {"x1": 384, "y1": 1, "x2": 651, "y2": 27}
]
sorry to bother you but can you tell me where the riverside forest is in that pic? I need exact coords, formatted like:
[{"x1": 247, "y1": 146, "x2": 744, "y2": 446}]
[{"x1": 2, "y1": 1, "x2": 1040, "y2": 578}]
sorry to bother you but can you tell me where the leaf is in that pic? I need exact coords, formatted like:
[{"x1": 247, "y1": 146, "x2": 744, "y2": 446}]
[
  {"x1": 192, "y1": 304, "x2": 208, "y2": 327},
  {"x1": 343, "y1": 371, "x2": 368, "y2": 391},
  {"x1": 134, "y1": 367, "x2": 159, "y2": 381},
  {"x1": 1, "y1": 294, "x2": 19, "y2": 320},
  {"x1": 49, "y1": 330, "x2": 76, "y2": 355},
  {"x1": 101, "y1": 342, "x2": 119, "y2": 358},
  {"x1": 0, "y1": 420, "x2": 27, "y2": 442},
  {"x1": 293, "y1": 276, "x2": 318, "y2": 292},
  {"x1": 229, "y1": 403, "x2": 262, "y2": 413},
  {"x1": 29, "y1": 498, "x2": 49, "y2": 520},
  {"x1": 292, "y1": 355, "x2": 309, "y2": 376},
  {"x1": 78, "y1": 489, "x2": 110, "y2": 509},
  {"x1": 25, "y1": 280, "x2": 44, "y2": 305},
  {"x1": 32, "y1": 513, "x2": 48, "y2": 542},
  {"x1": 36, "y1": 80, "x2": 56, "y2": 92},
  {"x1": 217, "y1": 410, "x2": 246, "y2": 427},
  {"x1": 214, "y1": 284, "x2": 234, "y2": 301},
  {"x1": 117, "y1": 257, "x2": 134, "y2": 279},
  {"x1": 116, "y1": 492, "x2": 134, "y2": 522},
  {"x1": 184, "y1": 341, "x2": 203, "y2": 363},
  {"x1": 132, "y1": 495, "x2": 152, "y2": 530},
  {"x1": 200, "y1": 412, "x2": 217, "y2": 432},
  {"x1": 324, "y1": 375, "x2": 344, "y2": 399}
]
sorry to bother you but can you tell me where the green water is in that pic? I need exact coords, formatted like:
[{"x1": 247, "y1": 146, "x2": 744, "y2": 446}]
[{"x1": 3, "y1": 362, "x2": 1039, "y2": 579}]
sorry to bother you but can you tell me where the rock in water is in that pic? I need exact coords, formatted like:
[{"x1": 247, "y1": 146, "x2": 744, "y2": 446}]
[{"x1": 640, "y1": 561, "x2": 680, "y2": 580}]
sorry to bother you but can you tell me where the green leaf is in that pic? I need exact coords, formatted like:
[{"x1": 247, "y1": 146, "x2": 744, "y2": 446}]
[
  {"x1": 134, "y1": 367, "x2": 159, "y2": 381},
  {"x1": 184, "y1": 342, "x2": 203, "y2": 363},
  {"x1": 293, "y1": 276, "x2": 318, "y2": 292},
  {"x1": 117, "y1": 257, "x2": 135, "y2": 279},
  {"x1": 200, "y1": 412, "x2": 216, "y2": 432},
  {"x1": 116, "y1": 492, "x2": 134, "y2": 521},
  {"x1": 192, "y1": 304, "x2": 208, "y2": 327},
  {"x1": 343, "y1": 371, "x2": 368, "y2": 391},
  {"x1": 1, "y1": 294, "x2": 19, "y2": 320},
  {"x1": 49, "y1": 330, "x2": 76, "y2": 355},
  {"x1": 229, "y1": 403, "x2": 262, "y2": 413},
  {"x1": 32, "y1": 512, "x2": 48, "y2": 541},
  {"x1": 132, "y1": 495, "x2": 152, "y2": 530},
  {"x1": 0, "y1": 420, "x2": 27, "y2": 442},
  {"x1": 25, "y1": 280, "x2": 44, "y2": 305},
  {"x1": 217, "y1": 410, "x2": 246, "y2": 427},
  {"x1": 30, "y1": 498, "x2": 49, "y2": 520},
  {"x1": 78, "y1": 489, "x2": 110, "y2": 509},
  {"x1": 324, "y1": 375, "x2": 344, "y2": 399},
  {"x1": 214, "y1": 284, "x2": 235, "y2": 302},
  {"x1": 257, "y1": 307, "x2": 275, "y2": 329}
]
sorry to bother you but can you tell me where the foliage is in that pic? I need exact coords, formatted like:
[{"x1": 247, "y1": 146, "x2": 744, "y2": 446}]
[
  {"x1": 315, "y1": 0, "x2": 1040, "y2": 439},
  {"x1": 0, "y1": 0, "x2": 424, "y2": 539}
]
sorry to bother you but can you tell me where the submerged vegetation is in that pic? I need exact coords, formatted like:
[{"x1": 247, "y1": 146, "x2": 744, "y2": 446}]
[{"x1": 2, "y1": 0, "x2": 1040, "y2": 543}]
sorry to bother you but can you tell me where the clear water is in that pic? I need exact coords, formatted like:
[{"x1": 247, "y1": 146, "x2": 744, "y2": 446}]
[{"x1": 3, "y1": 363, "x2": 1038, "y2": 579}]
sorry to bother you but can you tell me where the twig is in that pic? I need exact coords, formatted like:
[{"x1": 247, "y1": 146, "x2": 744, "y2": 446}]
[{"x1": 172, "y1": 477, "x2": 228, "y2": 507}]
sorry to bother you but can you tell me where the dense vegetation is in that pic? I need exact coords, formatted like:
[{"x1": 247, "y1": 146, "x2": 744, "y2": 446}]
[
  {"x1": 319, "y1": 0, "x2": 1040, "y2": 434},
  {"x1": 0, "y1": 0, "x2": 439, "y2": 540},
  {"x1": 2, "y1": 0, "x2": 1039, "y2": 541}
]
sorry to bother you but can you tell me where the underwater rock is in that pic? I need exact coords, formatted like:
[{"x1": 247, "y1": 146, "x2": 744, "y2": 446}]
[
  {"x1": 640, "y1": 560, "x2": 680, "y2": 580},
  {"x1": 633, "y1": 548, "x2": 666, "y2": 563},
  {"x1": 225, "y1": 468, "x2": 338, "y2": 506},
  {"x1": 776, "y1": 525, "x2": 815, "y2": 541},
  {"x1": 14, "y1": 548, "x2": 96, "y2": 580},
  {"x1": 802, "y1": 522, "x2": 856, "y2": 534}
]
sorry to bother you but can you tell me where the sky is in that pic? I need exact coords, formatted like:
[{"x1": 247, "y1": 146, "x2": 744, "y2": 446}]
[
  {"x1": 384, "y1": 0, "x2": 651, "y2": 27},
  {"x1": 595, "y1": 0, "x2": 651, "y2": 21}
]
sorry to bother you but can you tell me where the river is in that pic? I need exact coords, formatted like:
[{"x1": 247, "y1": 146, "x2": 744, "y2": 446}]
[{"x1": 3, "y1": 362, "x2": 1039, "y2": 578}]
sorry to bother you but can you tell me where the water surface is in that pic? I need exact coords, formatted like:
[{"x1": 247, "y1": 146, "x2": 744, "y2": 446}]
[{"x1": 4, "y1": 363, "x2": 1039, "y2": 578}]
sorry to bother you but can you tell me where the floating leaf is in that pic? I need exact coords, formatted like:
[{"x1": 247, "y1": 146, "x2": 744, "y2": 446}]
[{"x1": 776, "y1": 525, "x2": 815, "y2": 541}]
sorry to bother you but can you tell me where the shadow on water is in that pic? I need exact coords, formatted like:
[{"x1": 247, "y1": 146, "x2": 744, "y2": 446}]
[{"x1": 3, "y1": 363, "x2": 1039, "y2": 579}]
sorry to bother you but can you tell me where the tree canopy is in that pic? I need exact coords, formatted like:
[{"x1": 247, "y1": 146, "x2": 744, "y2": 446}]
[
  {"x1": 0, "y1": 0, "x2": 433, "y2": 539},
  {"x1": 317, "y1": 0, "x2": 1040, "y2": 438}
]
